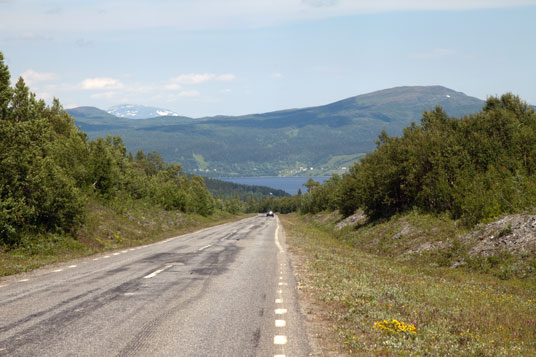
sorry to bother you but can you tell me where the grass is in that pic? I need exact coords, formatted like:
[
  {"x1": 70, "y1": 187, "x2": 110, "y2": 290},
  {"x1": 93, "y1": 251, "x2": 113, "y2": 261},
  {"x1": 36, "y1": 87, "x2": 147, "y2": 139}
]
[
  {"x1": 0, "y1": 199, "x2": 249, "y2": 277},
  {"x1": 281, "y1": 214, "x2": 536, "y2": 355}
]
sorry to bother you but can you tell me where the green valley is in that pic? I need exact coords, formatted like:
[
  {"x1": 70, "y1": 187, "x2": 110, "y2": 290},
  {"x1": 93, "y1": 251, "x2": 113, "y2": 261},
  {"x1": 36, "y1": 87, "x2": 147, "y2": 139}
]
[{"x1": 68, "y1": 86, "x2": 485, "y2": 177}]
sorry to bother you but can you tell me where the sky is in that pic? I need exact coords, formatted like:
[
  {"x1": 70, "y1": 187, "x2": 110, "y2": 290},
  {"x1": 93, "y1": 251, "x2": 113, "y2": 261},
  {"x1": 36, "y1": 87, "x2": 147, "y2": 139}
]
[{"x1": 0, "y1": 0, "x2": 535, "y2": 118}]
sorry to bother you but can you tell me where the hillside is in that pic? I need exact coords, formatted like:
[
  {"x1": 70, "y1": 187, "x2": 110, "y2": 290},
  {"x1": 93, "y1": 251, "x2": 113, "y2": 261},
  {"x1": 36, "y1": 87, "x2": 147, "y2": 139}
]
[{"x1": 67, "y1": 86, "x2": 485, "y2": 177}]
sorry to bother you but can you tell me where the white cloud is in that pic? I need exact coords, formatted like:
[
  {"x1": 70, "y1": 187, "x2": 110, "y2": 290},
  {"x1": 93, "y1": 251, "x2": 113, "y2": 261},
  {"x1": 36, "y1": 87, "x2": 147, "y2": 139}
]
[
  {"x1": 177, "y1": 90, "x2": 200, "y2": 97},
  {"x1": 90, "y1": 91, "x2": 118, "y2": 99},
  {"x1": 171, "y1": 73, "x2": 236, "y2": 85},
  {"x1": 173, "y1": 73, "x2": 213, "y2": 85},
  {"x1": 0, "y1": 1, "x2": 533, "y2": 32},
  {"x1": 216, "y1": 73, "x2": 236, "y2": 82},
  {"x1": 21, "y1": 69, "x2": 57, "y2": 86},
  {"x1": 80, "y1": 77, "x2": 123, "y2": 90},
  {"x1": 165, "y1": 83, "x2": 182, "y2": 90}
]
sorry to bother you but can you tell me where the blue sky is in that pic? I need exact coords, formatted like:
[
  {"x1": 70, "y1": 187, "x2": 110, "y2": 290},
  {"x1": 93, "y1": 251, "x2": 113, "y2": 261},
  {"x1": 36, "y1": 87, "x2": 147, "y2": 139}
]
[{"x1": 0, "y1": 0, "x2": 535, "y2": 117}]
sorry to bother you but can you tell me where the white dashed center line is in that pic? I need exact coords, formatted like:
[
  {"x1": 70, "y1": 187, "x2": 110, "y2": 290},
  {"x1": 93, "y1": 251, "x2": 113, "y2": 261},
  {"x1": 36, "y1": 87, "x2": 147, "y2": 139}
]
[
  {"x1": 144, "y1": 264, "x2": 173, "y2": 279},
  {"x1": 275, "y1": 320, "x2": 286, "y2": 327},
  {"x1": 198, "y1": 244, "x2": 211, "y2": 251},
  {"x1": 274, "y1": 335, "x2": 287, "y2": 345},
  {"x1": 275, "y1": 222, "x2": 284, "y2": 253}
]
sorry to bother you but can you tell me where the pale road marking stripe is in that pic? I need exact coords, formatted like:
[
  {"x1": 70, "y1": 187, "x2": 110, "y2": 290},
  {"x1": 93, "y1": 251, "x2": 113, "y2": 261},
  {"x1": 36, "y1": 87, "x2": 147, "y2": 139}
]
[
  {"x1": 54, "y1": 269, "x2": 63, "y2": 272},
  {"x1": 275, "y1": 308, "x2": 287, "y2": 315},
  {"x1": 274, "y1": 335, "x2": 287, "y2": 345},
  {"x1": 113, "y1": 253, "x2": 120, "y2": 256},
  {"x1": 198, "y1": 244, "x2": 211, "y2": 251},
  {"x1": 121, "y1": 250, "x2": 128, "y2": 253},
  {"x1": 93, "y1": 258, "x2": 100, "y2": 261},
  {"x1": 19, "y1": 279, "x2": 29, "y2": 282},
  {"x1": 275, "y1": 320, "x2": 286, "y2": 327},
  {"x1": 275, "y1": 220, "x2": 284, "y2": 253},
  {"x1": 274, "y1": 355, "x2": 285, "y2": 357},
  {"x1": 144, "y1": 264, "x2": 173, "y2": 279},
  {"x1": 278, "y1": 282, "x2": 287, "y2": 286},
  {"x1": 68, "y1": 265, "x2": 77, "y2": 268},
  {"x1": 278, "y1": 289, "x2": 282, "y2": 293},
  {"x1": 275, "y1": 298, "x2": 283, "y2": 304},
  {"x1": 103, "y1": 256, "x2": 111, "y2": 259},
  {"x1": 0, "y1": 285, "x2": 7, "y2": 288}
]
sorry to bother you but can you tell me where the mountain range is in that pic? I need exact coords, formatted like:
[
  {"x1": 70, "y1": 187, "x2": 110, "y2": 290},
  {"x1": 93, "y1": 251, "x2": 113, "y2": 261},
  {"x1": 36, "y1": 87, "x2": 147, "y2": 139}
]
[{"x1": 67, "y1": 86, "x2": 486, "y2": 177}]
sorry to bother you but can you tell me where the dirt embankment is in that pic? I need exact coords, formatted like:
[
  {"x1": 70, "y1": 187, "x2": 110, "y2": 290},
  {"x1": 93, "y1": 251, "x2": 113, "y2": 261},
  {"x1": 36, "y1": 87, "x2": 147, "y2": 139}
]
[{"x1": 337, "y1": 211, "x2": 536, "y2": 260}]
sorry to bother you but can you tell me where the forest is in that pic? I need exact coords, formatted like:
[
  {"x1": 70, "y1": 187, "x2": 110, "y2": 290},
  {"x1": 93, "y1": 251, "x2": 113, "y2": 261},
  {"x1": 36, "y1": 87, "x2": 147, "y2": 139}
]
[
  {"x1": 0, "y1": 53, "x2": 218, "y2": 247},
  {"x1": 269, "y1": 93, "x2": 536, "y2": 226}
]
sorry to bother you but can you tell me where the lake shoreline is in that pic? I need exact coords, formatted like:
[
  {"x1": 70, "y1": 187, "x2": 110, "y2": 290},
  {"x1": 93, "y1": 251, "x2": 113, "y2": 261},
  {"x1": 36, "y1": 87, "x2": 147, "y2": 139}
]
[{"x1": 218, "y1": 176, "x2": 331, "y2": 195}]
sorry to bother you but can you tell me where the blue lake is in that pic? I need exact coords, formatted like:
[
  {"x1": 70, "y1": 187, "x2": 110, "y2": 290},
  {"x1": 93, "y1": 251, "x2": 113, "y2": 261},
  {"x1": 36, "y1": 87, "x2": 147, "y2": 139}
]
[{"x1": 219, "y1": 176, "x2": 331, "y2": 195}]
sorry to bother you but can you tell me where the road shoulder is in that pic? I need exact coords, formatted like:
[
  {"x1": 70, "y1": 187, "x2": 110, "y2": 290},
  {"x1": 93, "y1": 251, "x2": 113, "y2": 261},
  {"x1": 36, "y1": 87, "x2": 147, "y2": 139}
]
[{"x1": 279, "y1": 215, "x2": 349, "y2": 356}]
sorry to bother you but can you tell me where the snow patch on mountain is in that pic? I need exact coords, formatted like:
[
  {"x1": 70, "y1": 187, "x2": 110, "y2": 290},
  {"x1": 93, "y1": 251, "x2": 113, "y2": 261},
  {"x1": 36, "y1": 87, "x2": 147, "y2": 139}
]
[{"x1": 107, "y1": 104, "x2": 181, "y2": 119}]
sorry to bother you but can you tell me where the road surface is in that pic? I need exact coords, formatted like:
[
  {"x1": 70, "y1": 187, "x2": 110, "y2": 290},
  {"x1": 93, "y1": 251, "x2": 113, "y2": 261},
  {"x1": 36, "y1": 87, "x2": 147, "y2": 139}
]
[{"x1": 0, "y1": 215, "x2": 310, "y2": 356}]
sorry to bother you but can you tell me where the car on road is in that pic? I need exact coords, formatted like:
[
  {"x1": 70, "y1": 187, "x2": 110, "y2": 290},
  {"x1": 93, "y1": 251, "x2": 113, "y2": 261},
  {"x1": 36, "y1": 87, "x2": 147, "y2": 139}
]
[{"x1": 266, "y1": 211, "x2": 274, "y2": 217}]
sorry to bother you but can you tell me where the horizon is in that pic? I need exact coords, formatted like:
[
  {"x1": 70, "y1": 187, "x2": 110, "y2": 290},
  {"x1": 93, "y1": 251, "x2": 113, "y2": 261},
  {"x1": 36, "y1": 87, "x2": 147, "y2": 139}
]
[{"x1": 1, "y1": 1, "x2": 535, "y2": 117}]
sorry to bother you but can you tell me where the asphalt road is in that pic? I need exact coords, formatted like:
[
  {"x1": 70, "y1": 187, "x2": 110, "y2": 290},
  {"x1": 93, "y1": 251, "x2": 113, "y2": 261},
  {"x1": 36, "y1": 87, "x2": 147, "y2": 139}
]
[{"x1": 0, "y1": 215, "x2": 310, "y2": 356}]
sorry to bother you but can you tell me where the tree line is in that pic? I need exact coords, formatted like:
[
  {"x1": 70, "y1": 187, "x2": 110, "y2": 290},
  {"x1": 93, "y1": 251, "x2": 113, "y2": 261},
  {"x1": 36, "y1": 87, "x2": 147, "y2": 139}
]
[
  {"x1": 266, "y1": 94, "x2": 536, "y2": 226},
  {"x1": 0, "y1": 53, "x2": 215, "y2": 246}
]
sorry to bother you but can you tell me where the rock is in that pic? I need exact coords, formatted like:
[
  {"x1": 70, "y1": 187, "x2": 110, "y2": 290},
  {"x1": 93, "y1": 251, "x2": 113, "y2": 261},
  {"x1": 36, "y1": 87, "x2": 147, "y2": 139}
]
[
  {"x1": 335, "y1": 210, "x2": 368, "y2": 230},
  {"x1": 466, "y1": 215, "x2": 536, "y2": 257}
]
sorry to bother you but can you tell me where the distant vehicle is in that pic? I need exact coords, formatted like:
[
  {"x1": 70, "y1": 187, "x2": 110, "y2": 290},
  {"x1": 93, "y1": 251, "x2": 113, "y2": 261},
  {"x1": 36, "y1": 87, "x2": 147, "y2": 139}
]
[{"x1": 266, "y1": 211, "x2": 274, "y2": 217}]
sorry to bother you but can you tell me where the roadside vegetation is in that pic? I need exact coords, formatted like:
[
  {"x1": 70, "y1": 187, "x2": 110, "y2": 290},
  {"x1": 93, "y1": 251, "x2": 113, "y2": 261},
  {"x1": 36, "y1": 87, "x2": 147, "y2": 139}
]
[
  {"x1": 0, "y1": 52, "x2": 251, "y2": 276},
  {"x1": 282, "y1": 214, "x2": 536, "y2": 355},
  {"x1": 268, "y1": 92, "x2": 536, "y2": 354}
]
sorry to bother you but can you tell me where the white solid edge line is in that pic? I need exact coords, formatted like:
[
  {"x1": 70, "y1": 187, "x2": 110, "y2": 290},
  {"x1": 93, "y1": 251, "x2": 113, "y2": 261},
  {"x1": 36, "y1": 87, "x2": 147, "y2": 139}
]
[
  {"x1": 198, "y1": 244, "x2": 211, "y2": 251},
  {"x1": 275, "y1": 220, "x2": 284, "y2": 253}
]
